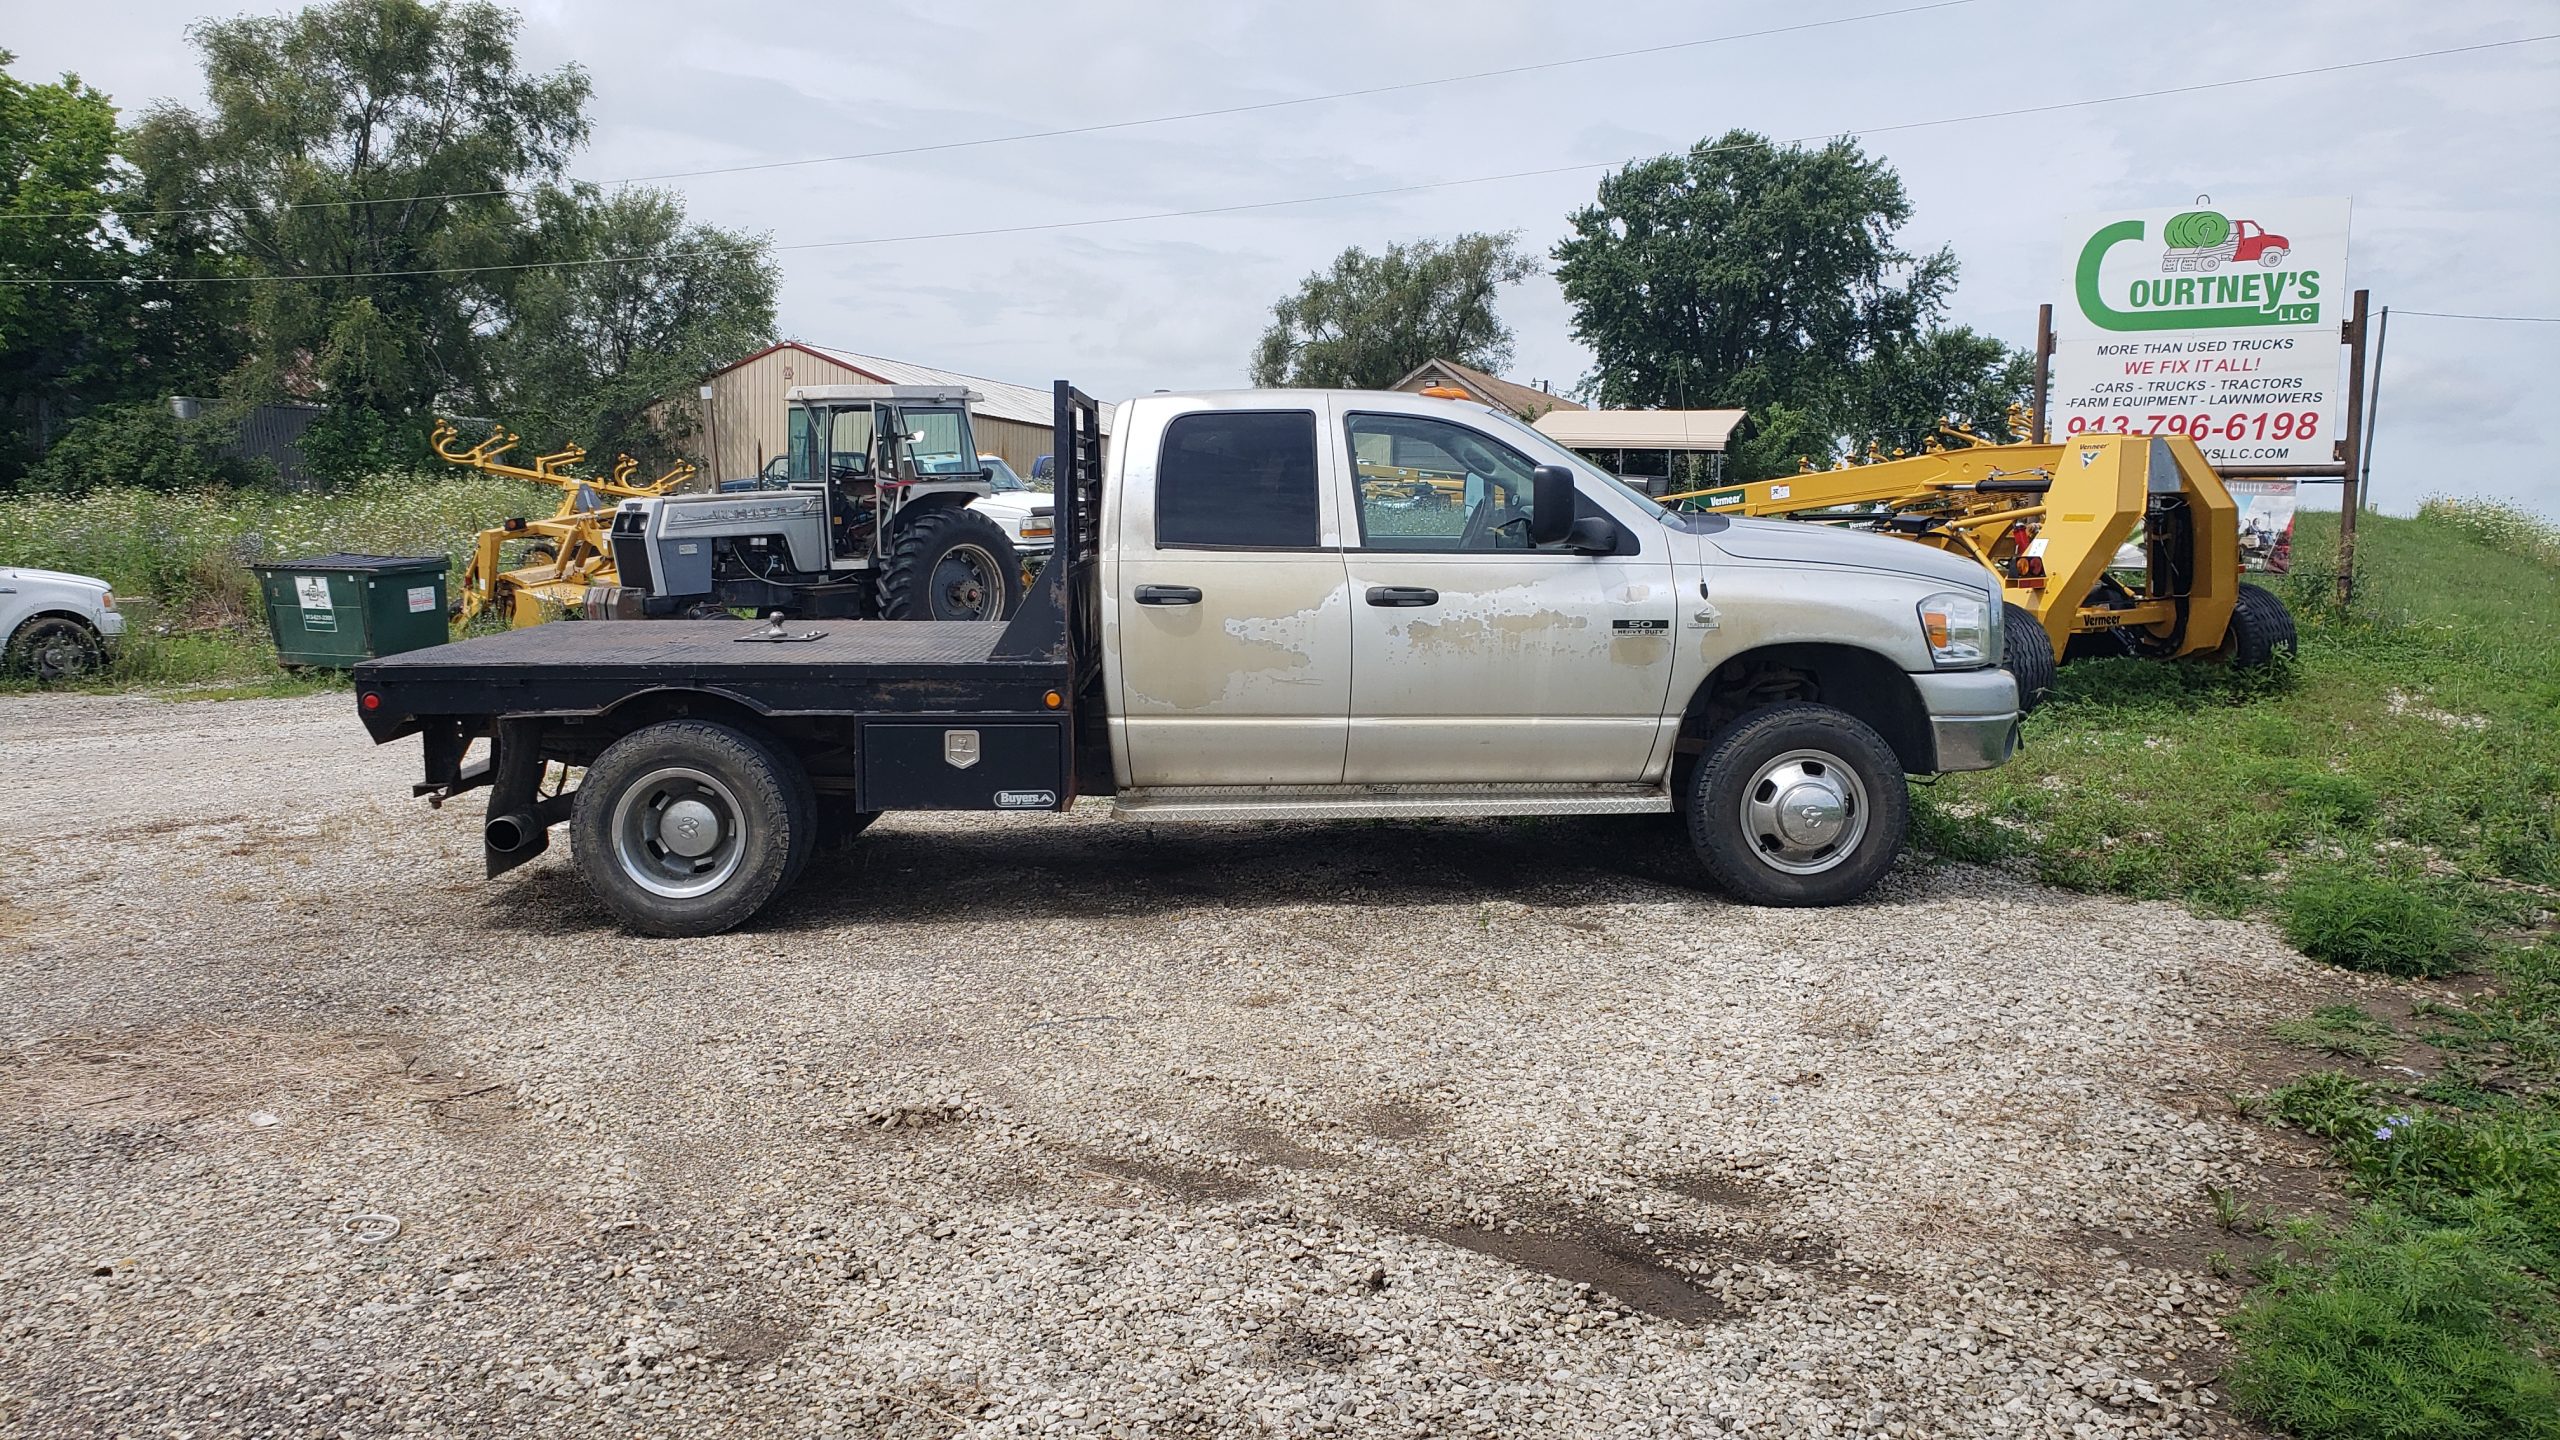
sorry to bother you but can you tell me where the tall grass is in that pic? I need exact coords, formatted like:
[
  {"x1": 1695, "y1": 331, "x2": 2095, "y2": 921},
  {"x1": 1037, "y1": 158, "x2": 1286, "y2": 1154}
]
[
  {"x1": 1915, "y1": 502, "x2": 2560, "y2": 1439},
  {"x1": 0, "y1": 473, "x2": 550, "y2": 688}
]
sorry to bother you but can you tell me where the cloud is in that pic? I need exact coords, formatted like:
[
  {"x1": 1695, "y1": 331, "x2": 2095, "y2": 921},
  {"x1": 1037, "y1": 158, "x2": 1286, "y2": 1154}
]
[{"x1": 8, "y1": 0, "x2": 2555, "y2": 515}]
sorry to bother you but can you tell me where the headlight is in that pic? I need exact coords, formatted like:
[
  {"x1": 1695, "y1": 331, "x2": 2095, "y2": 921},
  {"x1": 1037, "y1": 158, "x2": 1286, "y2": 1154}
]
[
  {"x1": 1919, "y1": 590, "x2": 1994, "y2": 667},
  {"x1": 100, "y1": 591, "x2": 116, "y2": 610}
]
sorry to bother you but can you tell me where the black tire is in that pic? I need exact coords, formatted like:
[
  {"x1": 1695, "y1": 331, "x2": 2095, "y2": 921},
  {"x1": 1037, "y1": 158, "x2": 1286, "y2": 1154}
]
[
  {"x1": 569, "y1": 719, "x2": 814, "y2": 937},
  {"x1": 1686, "y1": 703, "x2": 1911, "y2": 907},
  {"x1": 4, "y1": 616, "x2": 104, "y2": 684},
  {"x1": 2225, "y1": 582, "x2": 2297, "y2": 668},
  {"x1": 878, "y1": 506, "x2": 1023, "y2": 621},
  {"x1": 2000, "y1": 602, "x2": 2057, "y2": 713}
]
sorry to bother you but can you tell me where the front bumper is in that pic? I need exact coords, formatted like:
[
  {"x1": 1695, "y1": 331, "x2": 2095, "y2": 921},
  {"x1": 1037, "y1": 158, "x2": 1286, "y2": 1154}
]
[
  {"x1": 96, "y1": 610, "x2": 127, "y2": 641},
  {"x1": 1912, "y1": 668, "x2": 2021, "y2": 773}
]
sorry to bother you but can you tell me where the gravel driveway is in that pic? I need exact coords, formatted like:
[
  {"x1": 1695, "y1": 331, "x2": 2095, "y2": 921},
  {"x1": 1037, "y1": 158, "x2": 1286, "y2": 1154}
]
[{"x1": 0, "y1": 692, "x2": 2349, "y2": 1438}]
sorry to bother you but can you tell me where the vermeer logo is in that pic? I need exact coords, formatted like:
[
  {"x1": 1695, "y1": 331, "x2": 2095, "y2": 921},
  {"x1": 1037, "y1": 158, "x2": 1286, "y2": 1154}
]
[{"x1": 2075, "y1": 209, "x2": 2323, "y2": 333}]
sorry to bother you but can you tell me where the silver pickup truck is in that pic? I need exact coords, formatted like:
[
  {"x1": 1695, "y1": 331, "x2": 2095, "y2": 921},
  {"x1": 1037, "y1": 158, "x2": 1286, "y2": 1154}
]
[{"x1": 353, "y1": 384, "x2": 2019, "y2": 935}]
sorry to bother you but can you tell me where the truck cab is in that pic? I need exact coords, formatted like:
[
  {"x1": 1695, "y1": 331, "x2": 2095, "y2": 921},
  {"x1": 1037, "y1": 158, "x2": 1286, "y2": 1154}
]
[{"x1": 353, "y1": 383, "x2": 2020, "y2": 936}]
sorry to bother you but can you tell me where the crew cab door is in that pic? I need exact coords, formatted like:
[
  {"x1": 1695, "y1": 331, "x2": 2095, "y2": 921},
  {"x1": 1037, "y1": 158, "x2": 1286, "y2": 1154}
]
[
  {"x1": 1108, "y1": 403, "x2": 1353, "y2": 786},
  {"x1": 1337, "y1": 406, "x2": 1678, "y2": 783}
]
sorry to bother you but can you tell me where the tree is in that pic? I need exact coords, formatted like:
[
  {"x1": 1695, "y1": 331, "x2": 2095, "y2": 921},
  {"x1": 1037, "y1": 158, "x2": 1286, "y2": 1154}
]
[
  {"x1": 0, "y1": 52, "x2": 240, "y2": 483},
  {"x1": 125, "y1": 0, "x2": 592, "y2": 478},
  {"x1": 1250, "y1": 232, "x2": 1537, "y2": 389},
  {"x1": 494, "y1": 185, "x2": 776, "y2": 468},
  {"x1": 1553, "y1": 130, "x2": 2026, "y2": 476}
]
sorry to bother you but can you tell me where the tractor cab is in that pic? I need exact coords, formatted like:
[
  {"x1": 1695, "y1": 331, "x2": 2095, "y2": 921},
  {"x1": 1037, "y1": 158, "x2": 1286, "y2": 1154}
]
[{"x1": 781, "y1": 385, "x2": 994, "y2": 559}]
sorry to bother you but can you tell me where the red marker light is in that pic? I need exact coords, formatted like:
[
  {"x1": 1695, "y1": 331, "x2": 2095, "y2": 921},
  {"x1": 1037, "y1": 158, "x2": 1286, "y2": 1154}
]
[{"x1": 361, "y1": 692, "x2": 382, "y2": 711}]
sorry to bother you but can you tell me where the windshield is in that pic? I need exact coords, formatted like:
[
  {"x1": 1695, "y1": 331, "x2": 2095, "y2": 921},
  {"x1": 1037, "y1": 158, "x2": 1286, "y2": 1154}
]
[
  {"x1": 897, "y1": 405, "x2": 978, "y2": 475},
  {"x1": 1475, "y1": 408, "x2": 1671, "y2": 517},
  {"x1": 980, "y1": 456, "x2": 1026, "y2": 491}
]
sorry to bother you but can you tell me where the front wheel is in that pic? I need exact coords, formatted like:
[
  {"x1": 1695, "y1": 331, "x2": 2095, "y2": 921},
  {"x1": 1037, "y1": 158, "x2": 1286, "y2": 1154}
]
[
  {"x1": 2224, "y1": 582, "x2": 2297, "y2": 668},
  {"x1": 569, "y1": 719, "x2": 814, "y2": 936},
  {"x1": 1687, "y1": 704, "x2": 1910, "y2": 907},
  {"x1": 4, "y1": 616, "x2": 104, "y2": 684}
]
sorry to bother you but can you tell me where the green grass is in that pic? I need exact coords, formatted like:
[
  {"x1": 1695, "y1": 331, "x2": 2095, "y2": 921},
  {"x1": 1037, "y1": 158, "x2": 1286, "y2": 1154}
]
[
  {"x1": 0, "y1": 473, "x2": 548, "y2": 694},
  {"x1": 2273, "y1": 1005, "x2": 2400, "y2": 1065},
  {"x1": 1912, "y1": 504, "x2": 2560, "y2": 1439}
]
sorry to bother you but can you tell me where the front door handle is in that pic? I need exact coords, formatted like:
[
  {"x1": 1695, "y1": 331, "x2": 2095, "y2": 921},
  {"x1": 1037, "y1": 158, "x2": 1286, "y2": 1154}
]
[
  {"x1": 1365, "y1": 586, "x2": 1439, "y2": 608},
  {"x1": 1134, "y1": 584, "x2": 1202, "y2": 606}
]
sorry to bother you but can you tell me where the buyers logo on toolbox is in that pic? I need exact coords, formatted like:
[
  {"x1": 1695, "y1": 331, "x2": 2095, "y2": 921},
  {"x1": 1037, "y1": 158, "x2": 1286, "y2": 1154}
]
[{"x1": 2068, "y1": 196, "x2": 2349, "y2": 334}]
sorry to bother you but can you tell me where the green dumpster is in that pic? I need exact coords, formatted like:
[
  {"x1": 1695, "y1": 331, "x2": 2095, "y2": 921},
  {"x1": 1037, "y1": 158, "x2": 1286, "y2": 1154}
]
[{"x1": 251, "y1": 553, "x2": 451, "y2": 669}]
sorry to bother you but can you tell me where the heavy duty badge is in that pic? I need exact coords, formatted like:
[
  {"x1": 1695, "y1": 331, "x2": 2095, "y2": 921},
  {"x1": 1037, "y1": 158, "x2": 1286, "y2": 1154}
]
[{"x1": 943, "y1": 729, "x2": 981, "y2": 769}]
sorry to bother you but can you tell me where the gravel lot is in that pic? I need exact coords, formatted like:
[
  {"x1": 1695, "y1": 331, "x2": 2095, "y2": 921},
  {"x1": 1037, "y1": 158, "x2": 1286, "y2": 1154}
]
[{"x1": 0, "y1": 692, "x2": 2360, "y2": 1438}]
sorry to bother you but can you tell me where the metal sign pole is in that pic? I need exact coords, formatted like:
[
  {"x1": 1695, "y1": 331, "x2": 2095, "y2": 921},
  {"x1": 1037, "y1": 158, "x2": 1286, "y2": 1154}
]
[
  {"x1": 2335, "y1": 289, "x2": 2371, "y2": 607},
  {"x1": 2360, "y1": 305, "x2": 2390, "y2": 512},
  {"x1": 2029, "y1": 303, "x2": 2055, "y2": 443}
]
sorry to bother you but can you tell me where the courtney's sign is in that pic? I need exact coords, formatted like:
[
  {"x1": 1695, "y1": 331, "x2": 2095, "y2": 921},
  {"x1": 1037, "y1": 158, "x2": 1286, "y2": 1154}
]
[{"x1": 2051, "y1": 197, "x2": 2351, "y2": 467}]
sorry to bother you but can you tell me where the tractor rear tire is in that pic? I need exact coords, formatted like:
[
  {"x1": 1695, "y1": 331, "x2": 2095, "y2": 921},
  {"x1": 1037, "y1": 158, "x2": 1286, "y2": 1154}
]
[
  {"x1": 878, "y1": 507, "x2": 1023, "y2": 622},
  {"x1": 570, "y1": 719, "x2": 814, "y2": 937},
  {"x1": 2000, "y1": 602, "x2": 2057, "y2": 713},
  {"x1": 2226, "y1": 582, "x2": 2298, "y2": 668}
]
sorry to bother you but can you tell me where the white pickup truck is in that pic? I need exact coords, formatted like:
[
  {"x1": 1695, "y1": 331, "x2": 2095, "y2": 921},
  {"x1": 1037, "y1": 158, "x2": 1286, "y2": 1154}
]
[{"x1": 353, "y1": 384, "x2": 2019, "y2": 935}]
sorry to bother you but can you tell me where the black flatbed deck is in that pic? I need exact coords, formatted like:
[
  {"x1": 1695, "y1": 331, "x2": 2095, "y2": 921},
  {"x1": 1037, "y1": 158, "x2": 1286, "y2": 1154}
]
[{"x1": 356, "y1": 617, "x2": 1065, "y2": 727}]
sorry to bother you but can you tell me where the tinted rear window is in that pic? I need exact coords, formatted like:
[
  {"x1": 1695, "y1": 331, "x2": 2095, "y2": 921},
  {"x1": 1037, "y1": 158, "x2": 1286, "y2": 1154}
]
[{"x1": 1156, "y1": 411, "x2": 1320, "y2": 549}]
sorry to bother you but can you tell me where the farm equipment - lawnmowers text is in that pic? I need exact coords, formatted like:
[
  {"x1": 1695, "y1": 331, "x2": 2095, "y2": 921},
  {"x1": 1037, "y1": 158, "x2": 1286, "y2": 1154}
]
[
  {"x1": 432, "y1": 421, "x2": 695, "y2": 627},
  {"x1": 1668, "y1": 430, "x2": 2297, "y2": 708},
  {"x1": 592, "y1": 384, "x2": 1025, "y2": 623}
]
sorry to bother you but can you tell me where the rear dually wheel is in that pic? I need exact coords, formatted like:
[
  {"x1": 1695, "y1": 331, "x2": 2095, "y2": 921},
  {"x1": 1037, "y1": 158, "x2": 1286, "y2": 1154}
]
[{"x1": 569, "y1": 719, "x2": 813, "y2": 936}]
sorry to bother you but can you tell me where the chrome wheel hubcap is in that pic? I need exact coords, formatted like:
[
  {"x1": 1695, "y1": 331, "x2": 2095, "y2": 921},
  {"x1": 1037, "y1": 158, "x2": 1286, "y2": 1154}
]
[
  {"x1": 1741, "y1": 749, "x2": 1869, "y2": 875},
  {"x1": 610, "y1": 766, "x2": 746, "y2": 898}
]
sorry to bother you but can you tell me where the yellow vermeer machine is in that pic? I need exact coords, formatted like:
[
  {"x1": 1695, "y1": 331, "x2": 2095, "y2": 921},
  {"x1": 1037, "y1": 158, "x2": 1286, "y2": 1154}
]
[
  {"x1": 1665, "y1": 428, "x2": 2296, "y2": 706},
  {"x1": 430, "y1": 420, "x2": 696, "y2": 626}
]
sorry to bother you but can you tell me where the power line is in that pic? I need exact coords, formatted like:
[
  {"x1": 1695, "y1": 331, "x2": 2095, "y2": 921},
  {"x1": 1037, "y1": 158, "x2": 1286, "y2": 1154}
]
[
  {"x1": 8, "y1": 30, "x2": 2557, "y2": 289},
  {"x1": 1, "y1": 1, "x2": 1975, "y2": 225},
  {"x1": 2394, "y1": 309, "x2": 2560, "y2": 324}
]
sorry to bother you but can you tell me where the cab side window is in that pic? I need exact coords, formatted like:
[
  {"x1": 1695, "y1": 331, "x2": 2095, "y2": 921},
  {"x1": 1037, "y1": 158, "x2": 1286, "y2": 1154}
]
[
  {"x1": 1348, "y1": 412, "x2": 1543, "y2": 551},
  {"x1": 1156, "y1": 411, "x2": 1320, "y2": 549}
]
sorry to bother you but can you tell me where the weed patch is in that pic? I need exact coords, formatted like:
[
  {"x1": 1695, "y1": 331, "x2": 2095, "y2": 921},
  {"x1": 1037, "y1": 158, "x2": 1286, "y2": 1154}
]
[{"x1": 2282, "y1": 868, "x2": 2480, "y2": 978}]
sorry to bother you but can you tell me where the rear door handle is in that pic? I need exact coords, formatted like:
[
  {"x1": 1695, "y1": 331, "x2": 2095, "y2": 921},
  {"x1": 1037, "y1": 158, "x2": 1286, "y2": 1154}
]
[
  {"x1": 1134, "y1": 584, "x2": 1202, "y2": 606},
  {"x1": 1365, "y1": 586, "x2": 1439, "y2": 608}
]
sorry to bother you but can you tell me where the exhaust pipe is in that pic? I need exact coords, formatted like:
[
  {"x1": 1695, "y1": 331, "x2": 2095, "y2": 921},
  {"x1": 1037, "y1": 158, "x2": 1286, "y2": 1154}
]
[
  {"x1": 484, "y1": 811, "x2": 543, "y2": 855},
  {"x1": 482, "y1": 793, "x2": 576, "y2": 865}
]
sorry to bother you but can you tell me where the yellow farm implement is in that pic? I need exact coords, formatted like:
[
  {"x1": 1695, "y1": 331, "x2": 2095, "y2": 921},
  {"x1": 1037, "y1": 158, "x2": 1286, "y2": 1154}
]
[
  {"x1": 431, "y1": 420, "x2": 696, "y2": 626},
  {"x1": 1665, "y1": 428, "x2": 2296, "y2": 706}
]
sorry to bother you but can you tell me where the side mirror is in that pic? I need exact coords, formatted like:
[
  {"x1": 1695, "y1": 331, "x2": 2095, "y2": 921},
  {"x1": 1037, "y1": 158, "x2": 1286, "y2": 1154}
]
[
  {"x1": 1529, "y1": 464, "x2": 1577, "y2": 546},
  {"x1": 1565, "y1": 515, "x2": 1619, "y2": 554}
]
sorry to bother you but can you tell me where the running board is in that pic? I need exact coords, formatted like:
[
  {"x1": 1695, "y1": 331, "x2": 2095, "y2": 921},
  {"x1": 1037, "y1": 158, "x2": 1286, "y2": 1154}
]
[{"x1": 1110, "y1": 783, "x2": 1672, "y2": 823}]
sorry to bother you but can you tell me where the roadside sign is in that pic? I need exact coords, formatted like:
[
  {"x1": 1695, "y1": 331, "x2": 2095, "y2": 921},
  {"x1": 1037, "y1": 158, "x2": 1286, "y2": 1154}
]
[
  {"x1": 2051, "y1": 197, "x2": 2351, "y2": 467},
  {"x1": 2228, "y1": 479, "x2": 2298, "y2": 573}
]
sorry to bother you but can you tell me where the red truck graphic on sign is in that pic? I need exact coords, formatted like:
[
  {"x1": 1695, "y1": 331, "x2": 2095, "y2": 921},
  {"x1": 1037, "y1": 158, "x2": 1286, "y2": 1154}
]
[{"x1": 2159, "y1": 208, "x2": 2290, "y2": 273}]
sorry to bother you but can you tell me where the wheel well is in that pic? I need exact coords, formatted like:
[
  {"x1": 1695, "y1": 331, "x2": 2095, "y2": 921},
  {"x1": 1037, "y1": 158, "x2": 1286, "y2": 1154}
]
[
  {"x1": 551, "y1": 688, "x2": 853, "y2": 785},
  {"x1": 10, "y1": 609, "x2": 101, "y2": 635},
  {"x1": 580, "y1": 689, "x2": 774, "y2": 753},
  {"x1": 1675, "y1": 643, "x2": 1934, "y2": 776}
]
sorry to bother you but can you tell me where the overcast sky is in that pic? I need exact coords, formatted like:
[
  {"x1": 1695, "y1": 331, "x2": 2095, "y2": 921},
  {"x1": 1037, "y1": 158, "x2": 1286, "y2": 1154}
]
[{"x1": 13, "y1": 1, "x2": 2558, "y2": 515}]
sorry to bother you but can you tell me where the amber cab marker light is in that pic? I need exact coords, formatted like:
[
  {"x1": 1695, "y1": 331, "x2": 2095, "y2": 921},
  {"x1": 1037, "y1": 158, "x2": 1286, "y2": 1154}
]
[
  {"x1": 1043, "y1": 689, "x2": 1064, "y2": 710},
  {"x1": 1418, "y1": 385, "x2": 1470, "y2": 400}
]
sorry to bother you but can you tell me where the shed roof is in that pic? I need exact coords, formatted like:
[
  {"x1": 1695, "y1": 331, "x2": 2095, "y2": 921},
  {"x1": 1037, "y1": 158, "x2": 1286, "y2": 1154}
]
[
  {"x1": 1533, "y1": 408, "x2": 1746, "y2": 452},
  {"x1": 1390, "y1": 358, "x2": 1583, "y2": 420},
  {"x1": 714, "y1": 342, "x2": 1108, "y2": 433}
]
